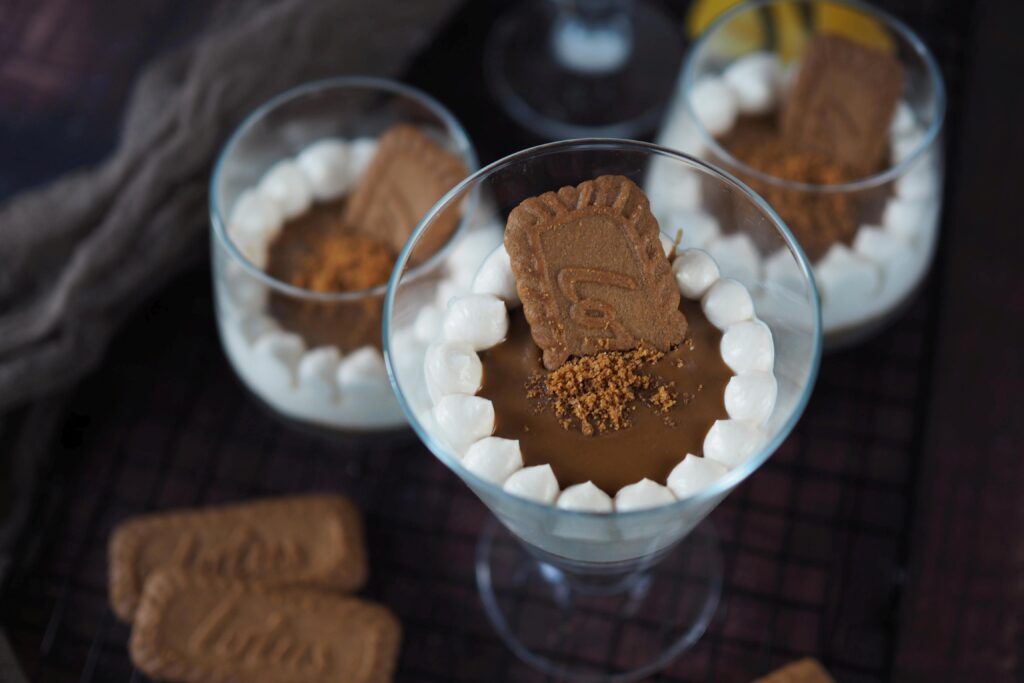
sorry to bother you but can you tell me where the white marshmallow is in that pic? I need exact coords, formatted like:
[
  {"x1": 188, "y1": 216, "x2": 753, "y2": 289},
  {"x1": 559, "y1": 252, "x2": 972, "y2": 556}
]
[
  {"x1": 704, "y1": 233, "x2": 761, "y2": 286},
  {"x1": 657, "y1": 207, "x2": 720, "y2": 249},
  {"x1": 471, "y1": 245, "x2": 519, "y2": 306},
  {"x1": 614, "y1": 478, "x2": 675, "y2": 512},
  {"x1": 463, "y1": 437, "x2": 522, "y2": 483},
  {"x1": 424, "y1": 340, "x2": 482, "y2": 400},
  {"x1": 296, "y1": 139, "x2": 352, "y2": 201},
  {"x1": 435, "y1": 278, "x2": 468, "y2": 309},
  {"x1": 703, "y1": 419, "x2": 764, "y2": 468},
  {"x1": 228, "y1": 189, "x2": 283, "y2": 244},
  {"x1": 348, "y1": 138, "x2": 378, "y2": 178},
  {"x1": 442, "y1": 294, "x2": 509, "y2": 350},
  {"x1": 702, "y1": 278, "x2": 754, "y2": 330},
  {"x1": 892, "y1": 131, "x2": 925, "y2": 164},
  {"x1": 725, "y1": 371, "x2": 778, "y2": 424},
  {"x1": 895, "y1": 162, "x2": 938, "y2": 200},
  {"x1": 883, "y1": 198, "x2": 932, "y2": 243},
  {"x1": 720, "y1": 319, "x2": 774, "y2": 374},
  {"x1": 891, "y1": 101, "x2": 917, "y2": 138},
  {"x1": 658, "y1": 110, "x2": 705, "y2": 156},
  {"x1": 722, "y1": 52, "x2": 783, "y2": 115},
  {"x1": 503, "y1": 464, "x2": 560, "y2": 504},
  {"x1": 258, "y1": 160, "x2": 312, "y2": 220},
  {"x1": 660, "y1": 233, "x2": 677, "y2": 259},
  {"x1": 447, "y1": 227, "x2": 504, "y2": 283},
  {"x1": 239, "y1": 314, "x2": 280, "y2": 344},
  {"x1": 673, "y1": 248, "x2": 720, "y2": 299},
  {"x1": 556, "y1": 481, "x2": 613, "y2": 512},
  {"x1": 337, "y1": 346, "x2": 388, "y2": 390},
  {"x1": 413, "y1": 305, "x2": 444, "y2": 345},
  {"x1": 224, "y1": 271, "x2": 267, "y2": 313},
  {"x1": 854, "y1": 227, "x2": 926, "y2": 309},
  {"x1": 297, "y1": 346, "x2": 341, "y2": 402},
  {"x1": 689, "y1": 77, "x2": 738, "y2": 137},
  {"x1": 252, "y1": 331, "x2": 305, "y2": 390},
  {"x1": 764, "y1": 248, "x2": 805, "y2": 293},
  {"x1": 853, "y1": 225, "x2": 910, "y2": 263},
  {"x1": 647, "y1": 165, "x2": 702, "y2": 214},
  {"x1": 667, "y1": 454, "x2": 728, "y2": 498},
  {"x1": 815, "y1": 244, "x2": 881, "y2": 327},
  {"x1": 433, "y1": 395, "x2": 495, "y2": 455}
]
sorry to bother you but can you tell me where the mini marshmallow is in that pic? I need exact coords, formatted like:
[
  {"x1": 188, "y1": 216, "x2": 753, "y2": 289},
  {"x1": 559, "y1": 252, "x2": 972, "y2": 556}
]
[
  {"x1": 433, "y1": 394, "x2": 495, "y2": 455},
  {"x1": 853, "y1": 225, "x2": 911, "y2": 263},
  {"x1": 667, "y1": 454, "x2": 728, "y2": 498},
  {"x1": 258, "y1": 160, "x2": 312, "y2": 220},
  {"x1": 658, "y1": 207, "x2": 720, "y2": 249},
  {"x1": 296, "y1": 139, "x2": 352, "y2": 201},
  {"x1": 895, "y1": 162, "x2": 938, "y2": 200},
  {"x1": 722, "y1": 52, "x2": 783, "y2": 115},
  {"x1": 224, "y1": 271, "x2": 267, "y2": 314},
  {"x1": 229, "y1": 189, "x2": 283, "y2": 244},
  {"x1": 764, "y1": 248, "x2": 805, "y2": 293},
  {"x1": 704, "y1": 233, "x2": 761, "y2": 286},
  {"x1": 891, "y1": 131, "x2": 925, "y2": 164},
  {"x1": 647, "y1": 166, "x2": 702, "y2": 214},
  {"x1": 702, "y1": 278, "x2": 755, "y2": 330},
  {"x1": 689, "y1": 77, "x2": 739, "y2": 137},
  {"x1": 463, "y1": 436, "x2": 521, "y2": 483},
  {"x1": 414, "y1": 305, "x2": 444, "y2": 345},
  {"x1": 703, "y1": 419, "x2": 764, "y2": 468},
  {"x1": 614, "y1": 478, "x2": 676, "y2": 512},
  {"x1": 673, "y1": 248, "x2": 720, "y2": 299},
  {"x1": 660, "y1": 233, "x2": 677, "y2": 259},
  {"x1": 890, "y1": 101, "x2": 917, "y2": 138},
  {"x1": 883, "y1": 198, "x2": 931, "y2": 243},
  {"x1": 447, "y1": 227, "x2": 504, "y2": 283},
  {"x1": 503, "y1": 464, "x2": 560, "y2": 504},
  {"x1": 252, "y1": 331, "x2": 305, "y2": 389},
  {"x1": 725, "y1": 371, "x2": 778, "y2": 424},
  {"x1": 557, "y1": 481, "x2": 613, "y2": 512},
  {"x1": 721, "y1": 319, "x2": 774, "y2": 374},
  {"x1": 435, "y1": 278, "x2": 468, "y2": 309},
  {"x1": 443, "y1": 294, "x2": 508, "y2": 350},
  {"x1": 424, "y1": 340, "x2": 482, "y2": 400},
  {"x1": 348, "y1": 138, "x2": 378, "y2": 178},
  {"x1": 471, "y1": 245, "x2": 519, "y2": 306},
  {"x1": 815, "y1": 244, "x2": 881, "y2": 327},
  {"x1": 297, "y1": 346, "x2": 341, "y2": 402},
  {"x1": 337, "y1": 346, "x2": 388, "y2": 389},
  {"x1": 239, "y1": 314, "x2": 280, "y2": 344},
  {"x1": 658, "y1": 110, "x2": 705, "y2": 157}
]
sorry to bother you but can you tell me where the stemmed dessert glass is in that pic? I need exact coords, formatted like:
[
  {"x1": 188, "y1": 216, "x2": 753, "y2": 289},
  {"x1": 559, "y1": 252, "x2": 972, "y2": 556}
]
[
  {"x1": 663, "y1": 0, "x2": 945, "y2": 348},
  {"x1": 384, "y1": 140, "x2": 821, "y2": 680}
]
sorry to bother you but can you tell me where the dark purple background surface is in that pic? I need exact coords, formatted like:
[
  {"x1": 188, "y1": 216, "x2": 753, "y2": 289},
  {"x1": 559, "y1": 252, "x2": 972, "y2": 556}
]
[{"x1": 0, "y1": 1, "x2": 1021, "y2": 681}]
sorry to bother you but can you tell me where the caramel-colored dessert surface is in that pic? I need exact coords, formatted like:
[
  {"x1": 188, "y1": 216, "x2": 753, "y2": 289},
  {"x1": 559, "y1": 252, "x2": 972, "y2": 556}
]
[
  {"x1": 265, "y1": 199, "x2": 394, "y2": 351},
  {"x1": 479, "y1": 298, "x2": 731, "y2": 494}
]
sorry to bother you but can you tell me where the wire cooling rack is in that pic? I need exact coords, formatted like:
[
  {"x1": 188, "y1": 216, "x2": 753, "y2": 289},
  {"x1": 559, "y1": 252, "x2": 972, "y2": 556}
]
[{"x1": 0, "y1": 0, "x2": 969, "y2": 680}]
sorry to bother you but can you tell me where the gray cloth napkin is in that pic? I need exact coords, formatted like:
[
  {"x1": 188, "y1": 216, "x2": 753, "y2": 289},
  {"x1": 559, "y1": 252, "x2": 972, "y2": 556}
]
[{"x1": 0, "y1": 0, "x2": 461, "y2": 413}]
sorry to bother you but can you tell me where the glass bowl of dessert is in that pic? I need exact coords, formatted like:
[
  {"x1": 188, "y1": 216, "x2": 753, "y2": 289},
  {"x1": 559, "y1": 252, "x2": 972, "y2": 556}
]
[
  {"x1": 654, "y1": 0, "x2": 945, "y2": 348},
  {"x1": 384, "y1": 139, "x2": 822, "y2": 680},
  {"x1": 210, "y1": 77, "x2": 477, "y2": 432}
]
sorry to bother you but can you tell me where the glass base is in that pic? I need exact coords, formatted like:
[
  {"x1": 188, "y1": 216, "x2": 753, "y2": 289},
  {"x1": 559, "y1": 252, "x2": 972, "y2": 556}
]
[
  {"x1": 475, "y1": 516, "x2": 722, "y2": 682},
  {"x1": 484, "y1": 0, "x2": 684, "y2": 140}
]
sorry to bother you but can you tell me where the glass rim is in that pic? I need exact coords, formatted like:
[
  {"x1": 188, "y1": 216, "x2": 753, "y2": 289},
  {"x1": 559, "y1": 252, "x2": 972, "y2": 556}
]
[
  {"x1": 209, "y1": 75, "x2": 479, "y2": 303},
  {"x1": 383, "y1": 138, "x2": 824, "y2": 521},
  {"x1": 682, "y1": 0, "x2": 947, "y2": 194}
]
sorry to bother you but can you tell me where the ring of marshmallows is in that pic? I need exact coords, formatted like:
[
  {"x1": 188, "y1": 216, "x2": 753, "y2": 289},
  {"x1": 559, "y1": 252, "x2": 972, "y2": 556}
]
[
  {"x1": 220, "y1": 137, "x2": 397, "y2": 406},
  {"x1": 420, "y1": 238, "x2": 778, "y2": 513},
  {"x1": 654, "y1": 51, "x2": 940, "y2": 332}
]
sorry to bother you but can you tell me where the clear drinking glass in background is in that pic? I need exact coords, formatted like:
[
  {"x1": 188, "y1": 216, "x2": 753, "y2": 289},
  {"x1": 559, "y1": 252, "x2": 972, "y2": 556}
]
[
  {"x1": 210, "y1": 77, "x2": 476, "y2": 433},
  {"x1": 657, "y1": 0, "x2": 945, "y2": 348},
  {"x1": 485, "y1": 0, "x2": 685, "y2": 139},
  {"x1": 384, "y1": 139, "x2": 822, "y2": 680}
]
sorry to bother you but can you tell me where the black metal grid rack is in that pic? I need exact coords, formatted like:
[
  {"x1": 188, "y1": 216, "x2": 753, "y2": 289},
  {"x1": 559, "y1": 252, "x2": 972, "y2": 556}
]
[{"x1": 0, "y1": 0, "x2": 970, "y2": 680}]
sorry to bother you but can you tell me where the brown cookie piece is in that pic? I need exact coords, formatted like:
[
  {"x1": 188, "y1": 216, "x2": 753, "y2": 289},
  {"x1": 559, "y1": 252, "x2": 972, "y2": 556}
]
[
  {"x1": 753, "y1": 658, "x2": 835, "y2": 683},
  {"x1": 505, "y1": 175, "x2": 686, "y2": 370},
  {"x1": 131, "y1": 570, "x2": 401, "y2": 683},
  {"x1": 109, "y1": 495, "x2": 367, "y2": 622},
  {"x1": 781, "y1": 34, "x2": 905, "y2": 175},
  {"x1": 343, "y1": 124, "x2": 468, "y2": 262}
]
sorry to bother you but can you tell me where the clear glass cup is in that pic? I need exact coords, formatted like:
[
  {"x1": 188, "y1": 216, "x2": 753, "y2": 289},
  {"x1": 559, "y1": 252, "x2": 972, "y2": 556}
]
[
  {"x1": 210, "y1": 77, "x2": 477, "y2": 433},
  {"x1": 384, "y1": 139, "x2": 822, "y2": 680},
  {"x1": 658, "y1": 0, "x2": 945, "y2": 348}
]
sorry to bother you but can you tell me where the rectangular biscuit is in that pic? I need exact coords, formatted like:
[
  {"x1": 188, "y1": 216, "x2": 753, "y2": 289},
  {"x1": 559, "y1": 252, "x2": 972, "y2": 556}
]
[
  {"x1": 109, "y1": 495, "x2": 366, "y2": 622},
  {"x1": 131, "y1": 570, "x2": 401, "y2": 683},
  {"x1": 754, "y1": 658, "x2": 835, "y2": 683}
]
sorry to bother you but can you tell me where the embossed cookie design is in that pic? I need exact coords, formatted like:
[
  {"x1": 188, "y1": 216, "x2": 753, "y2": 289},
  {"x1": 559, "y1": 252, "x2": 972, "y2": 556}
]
[{"x1": 505, "y1": 175, "x2": 687, "y2": 370}]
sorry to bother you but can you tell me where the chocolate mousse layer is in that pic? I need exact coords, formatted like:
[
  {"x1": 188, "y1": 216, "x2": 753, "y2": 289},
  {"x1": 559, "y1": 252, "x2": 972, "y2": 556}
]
[
  {"x1": 266, "y1": 198, "x2": 395, "y2": 351},
  {"x1": 479, "y1": 297, "x2": 731, "y2": 494}
]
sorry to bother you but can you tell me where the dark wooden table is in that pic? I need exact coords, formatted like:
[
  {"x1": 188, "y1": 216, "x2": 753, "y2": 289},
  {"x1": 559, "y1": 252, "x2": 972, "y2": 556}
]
[{"x1": 0, "y1": 1, "x2": 1021, "y2": 681}]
